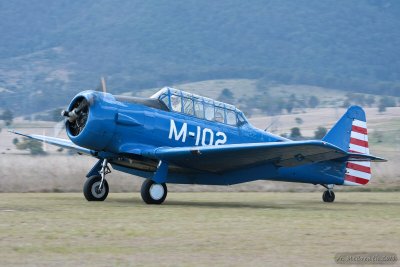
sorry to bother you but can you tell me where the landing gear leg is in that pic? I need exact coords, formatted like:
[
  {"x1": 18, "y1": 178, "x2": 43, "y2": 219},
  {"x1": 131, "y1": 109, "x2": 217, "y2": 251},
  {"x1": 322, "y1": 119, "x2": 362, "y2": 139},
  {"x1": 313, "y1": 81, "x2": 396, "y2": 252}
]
[
  {"x1": 98, "y1": 159, "x2": 110, "y2": 193},
  {"x1": 321, "y1": 184, "x2": 335, "y2": 203},
  {"x1": 83, "y1": 159, "x2": 111, "y2": 201}
]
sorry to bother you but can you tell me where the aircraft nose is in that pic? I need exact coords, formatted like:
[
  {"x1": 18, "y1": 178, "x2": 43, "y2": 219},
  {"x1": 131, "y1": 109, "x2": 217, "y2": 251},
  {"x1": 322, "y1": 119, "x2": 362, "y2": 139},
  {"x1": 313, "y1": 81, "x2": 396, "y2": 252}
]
[
  {"x1": 63, "y1": 91, "x2": 96, "y2": 137},
  {"x1": 65, "y1": 90, "x2": 117, "y2": 151}
]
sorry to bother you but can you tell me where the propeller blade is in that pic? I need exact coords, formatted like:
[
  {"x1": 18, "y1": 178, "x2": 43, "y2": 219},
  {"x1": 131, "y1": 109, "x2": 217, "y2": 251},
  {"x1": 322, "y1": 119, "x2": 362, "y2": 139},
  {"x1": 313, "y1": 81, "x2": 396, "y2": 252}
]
[
  {"x1": 62, "y1": 98, "x2": 88, "y2": 122},
  {"x1": 54, "y1": 119, "x2": 66, "y2": 137},
  {"x1": 101, "y1": 77, "x2": 107, "y2": 93}
]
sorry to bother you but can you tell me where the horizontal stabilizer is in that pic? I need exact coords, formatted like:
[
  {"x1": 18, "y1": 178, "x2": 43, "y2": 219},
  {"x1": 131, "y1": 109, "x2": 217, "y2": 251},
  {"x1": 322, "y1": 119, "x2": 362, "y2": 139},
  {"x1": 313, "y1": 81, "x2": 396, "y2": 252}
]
[{"x1": 346, "y1": 152, "x2": 387, "y2": 162}]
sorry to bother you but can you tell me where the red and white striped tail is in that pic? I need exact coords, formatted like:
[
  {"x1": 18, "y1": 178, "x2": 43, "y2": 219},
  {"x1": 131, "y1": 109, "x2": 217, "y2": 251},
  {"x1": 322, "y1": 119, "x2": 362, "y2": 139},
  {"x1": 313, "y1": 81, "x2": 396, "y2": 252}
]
[{"x1": 344, "y1": 119, "x2": 371, "y2": 185}]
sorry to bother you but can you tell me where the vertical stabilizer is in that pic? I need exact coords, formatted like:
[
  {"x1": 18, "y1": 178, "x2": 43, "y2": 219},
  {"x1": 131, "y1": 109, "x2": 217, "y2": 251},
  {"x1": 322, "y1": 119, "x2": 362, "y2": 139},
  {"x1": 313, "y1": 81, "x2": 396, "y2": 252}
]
[{"x1": 322, "y1": 106, "x2": 371, "y2": 185}]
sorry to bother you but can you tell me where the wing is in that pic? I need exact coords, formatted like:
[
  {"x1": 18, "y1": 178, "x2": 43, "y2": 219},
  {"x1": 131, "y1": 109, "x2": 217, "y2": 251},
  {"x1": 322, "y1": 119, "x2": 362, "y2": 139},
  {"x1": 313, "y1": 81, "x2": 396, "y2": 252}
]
[
  {"x1": 9, "y1": 130, "x2": 94, "y2": 155},
  {"x1": 148, "y1": 140, "x2": 348, "y2": 173}
]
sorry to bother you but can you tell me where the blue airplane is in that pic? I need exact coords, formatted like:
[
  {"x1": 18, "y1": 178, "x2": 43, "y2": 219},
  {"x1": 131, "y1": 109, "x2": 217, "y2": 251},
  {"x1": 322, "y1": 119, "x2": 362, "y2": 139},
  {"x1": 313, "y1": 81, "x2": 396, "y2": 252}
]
[{"x1": 11, "y1": 87, "x2": 386, "y2": 204}]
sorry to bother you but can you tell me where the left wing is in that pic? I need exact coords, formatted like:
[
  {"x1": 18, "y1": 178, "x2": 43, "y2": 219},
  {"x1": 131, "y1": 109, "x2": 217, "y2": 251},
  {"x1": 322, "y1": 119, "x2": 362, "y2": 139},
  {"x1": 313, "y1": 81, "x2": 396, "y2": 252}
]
[
  {"x1": 145, "y1": 140, "x2": 348, "y2": 173},
  {"x1": 9, "y1": 130, "x2": 94, "y2": 155}
]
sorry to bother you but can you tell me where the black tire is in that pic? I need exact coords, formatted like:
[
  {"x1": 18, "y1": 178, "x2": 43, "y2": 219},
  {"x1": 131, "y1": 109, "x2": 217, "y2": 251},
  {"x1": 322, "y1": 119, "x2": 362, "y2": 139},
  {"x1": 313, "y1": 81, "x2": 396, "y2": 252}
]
[
  {"x1": 322, "y1": 190, "x2": 335, "y2": 203},
  {"x1": 141, "y1": 179, "x2": 167, "y2": 204},
  {"x1": 83, "y1": 175, "x2": 109, "y2": 201}
]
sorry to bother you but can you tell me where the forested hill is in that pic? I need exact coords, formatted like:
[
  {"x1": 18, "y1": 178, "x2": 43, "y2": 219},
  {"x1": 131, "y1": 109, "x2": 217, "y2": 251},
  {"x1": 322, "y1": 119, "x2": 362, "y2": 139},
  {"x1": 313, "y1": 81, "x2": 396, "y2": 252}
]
[{"x1": 1, "y1": 0, "x2": 400, "y2": 114}]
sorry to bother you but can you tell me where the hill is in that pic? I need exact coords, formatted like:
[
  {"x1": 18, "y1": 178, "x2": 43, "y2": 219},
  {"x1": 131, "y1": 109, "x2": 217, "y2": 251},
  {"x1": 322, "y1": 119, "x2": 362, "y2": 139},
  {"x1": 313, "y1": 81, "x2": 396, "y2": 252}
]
[{"x1": 0, "y1": 0, "x2": 400, "y2": 115}]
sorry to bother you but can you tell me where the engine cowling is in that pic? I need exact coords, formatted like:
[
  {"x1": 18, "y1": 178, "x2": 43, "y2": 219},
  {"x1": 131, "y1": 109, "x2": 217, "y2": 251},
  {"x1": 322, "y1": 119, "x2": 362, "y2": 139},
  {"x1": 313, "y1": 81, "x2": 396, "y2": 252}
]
[{"x1": 65, "y1": 90, "x2": 117, "y2": 151}]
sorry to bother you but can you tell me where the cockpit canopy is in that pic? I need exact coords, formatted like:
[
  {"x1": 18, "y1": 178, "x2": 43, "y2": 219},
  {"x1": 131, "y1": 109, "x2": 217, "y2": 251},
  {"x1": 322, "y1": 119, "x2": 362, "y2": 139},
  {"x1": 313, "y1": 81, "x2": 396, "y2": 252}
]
[{"x1": 151, "y1": 87, "x2": 247, "y2": 126}]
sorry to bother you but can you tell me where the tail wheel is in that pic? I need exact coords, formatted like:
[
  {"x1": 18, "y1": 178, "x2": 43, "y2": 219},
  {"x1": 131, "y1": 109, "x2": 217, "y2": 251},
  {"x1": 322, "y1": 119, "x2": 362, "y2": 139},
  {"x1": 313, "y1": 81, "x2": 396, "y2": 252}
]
[
  {"x1": 83, "y1": 175, "x2": 109, "y2": 201},
  {"x1": 322, "y1": 190, "x2": 335, "y2": 203},
  {"x1": 141, "y1": 179, "x2": 167, "y2": 204}
]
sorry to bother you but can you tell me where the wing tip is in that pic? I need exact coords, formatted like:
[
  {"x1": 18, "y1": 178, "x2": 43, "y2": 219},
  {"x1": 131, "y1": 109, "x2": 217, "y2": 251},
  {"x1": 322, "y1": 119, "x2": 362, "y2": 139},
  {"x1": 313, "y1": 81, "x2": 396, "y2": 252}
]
[{"x1": 7, "y1": 130, "x2": 30, "y2": 138}]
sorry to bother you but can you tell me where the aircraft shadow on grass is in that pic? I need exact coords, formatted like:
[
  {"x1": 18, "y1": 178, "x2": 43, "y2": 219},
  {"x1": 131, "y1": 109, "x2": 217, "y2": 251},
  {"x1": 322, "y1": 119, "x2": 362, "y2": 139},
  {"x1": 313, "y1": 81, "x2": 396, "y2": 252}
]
[{"x1": 108, "y1": 197, "x2": 332, "y2": 211}]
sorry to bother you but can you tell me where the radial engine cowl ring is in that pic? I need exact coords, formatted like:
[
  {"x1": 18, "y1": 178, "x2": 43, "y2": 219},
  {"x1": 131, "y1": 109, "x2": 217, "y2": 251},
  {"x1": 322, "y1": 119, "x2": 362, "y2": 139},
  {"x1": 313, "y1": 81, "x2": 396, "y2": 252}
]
[{"x1": 66, "y1": 97, "x2": 89, "y2": 137}]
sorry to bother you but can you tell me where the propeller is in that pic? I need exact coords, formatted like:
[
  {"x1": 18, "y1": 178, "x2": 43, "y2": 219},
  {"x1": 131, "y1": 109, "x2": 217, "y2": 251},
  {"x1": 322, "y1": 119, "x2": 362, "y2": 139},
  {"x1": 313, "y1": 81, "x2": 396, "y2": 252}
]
[
  {"x1": 61, "y1": 98, "x2": 88, "y2": 123},
  {"x1": 62, "y1": 97, "x2": 89, "y2": 136},
  {"x1": 101, "y1": 76, "x2": 107, "y2": 93},
  {"x1": 53, "y1": 119, "x2": 66, "y2": 137},
  {"x1": 95, "y1": 76, "x2": 107, "y2": 93},
  {"x1": 58, "y1": 77, "x2": 106, "y2": 136}
]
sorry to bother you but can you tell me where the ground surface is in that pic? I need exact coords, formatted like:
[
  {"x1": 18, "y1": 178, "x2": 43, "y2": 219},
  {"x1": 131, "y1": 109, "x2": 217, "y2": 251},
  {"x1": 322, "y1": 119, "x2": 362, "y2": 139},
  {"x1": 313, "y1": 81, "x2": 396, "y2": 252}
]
[{"x1": 0, "y1": 192, "x2": 399, "y2": 267}]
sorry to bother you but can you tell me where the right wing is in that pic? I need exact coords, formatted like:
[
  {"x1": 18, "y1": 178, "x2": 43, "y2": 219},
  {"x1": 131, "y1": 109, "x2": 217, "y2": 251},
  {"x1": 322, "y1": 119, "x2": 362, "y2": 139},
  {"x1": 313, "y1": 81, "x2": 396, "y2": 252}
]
[{"x1": 9, "y1": 130, "x2": 94, "y2": 155}]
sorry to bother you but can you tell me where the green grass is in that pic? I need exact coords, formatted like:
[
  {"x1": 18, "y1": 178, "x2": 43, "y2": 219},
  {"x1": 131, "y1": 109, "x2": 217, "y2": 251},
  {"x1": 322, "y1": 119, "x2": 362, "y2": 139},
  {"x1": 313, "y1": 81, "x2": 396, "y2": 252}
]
[{"x1": 0, "y1": 192, "x2": 399, "y2": 267}]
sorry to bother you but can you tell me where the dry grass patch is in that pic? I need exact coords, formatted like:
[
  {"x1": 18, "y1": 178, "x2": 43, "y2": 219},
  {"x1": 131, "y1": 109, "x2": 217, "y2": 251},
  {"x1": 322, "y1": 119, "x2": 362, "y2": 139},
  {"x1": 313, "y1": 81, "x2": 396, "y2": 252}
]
[{"x1": 0, "y1": 192, "x2": 399, "y2": 267}]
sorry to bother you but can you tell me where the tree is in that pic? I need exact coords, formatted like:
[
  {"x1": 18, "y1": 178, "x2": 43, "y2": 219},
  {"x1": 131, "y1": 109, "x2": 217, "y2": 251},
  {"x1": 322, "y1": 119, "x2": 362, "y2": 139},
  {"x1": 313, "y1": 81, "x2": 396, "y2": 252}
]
[
  {"x1": 308, "y1": 96, "x2": 320, "y2": 108},
  {"x1": 378, "y1": 96, "x2": 396, "y2": 113},
  {"x1": 314, "y1": 126, "x2": 327, "y2": 139},
  {"x1": 347, "y1": 93, "x2": 365, "y2": 106},
  {"x1": 284, "y1": 101, "x2": 294, "y2": 114},
  {"x1": 217, "y1": 88, "x2": 234, "y2": 103},
  {"x1": 365, "y1": 95, "x2": 375, "y2": 107},
  {"x1": 290, "y1": 127, "x2": 302, "y2": 139},
  {"x1": 342, "y1": 99, "x2": 351, "y2": 108},
  {"x1": 378, "y1": 104, "x2": 386, "y2": 113},
  {"x1": 285, "y1": 94, "x2": 297, "y2": 113},
  {"x1": 280, "y1": 133, "x2": 289, "y2": 138},
  {"x1": 1, "y1": 109, "x2": 14, "y2": 126},
  {"x1": 295, "y1": 117, "x2": 303, "y2": 125},
  {"x1": 15, "y1": 138, "x2": 46, "y2": 155},
  {"x1": 246, "y1": 93, "x2": 284, "y2": 115}
]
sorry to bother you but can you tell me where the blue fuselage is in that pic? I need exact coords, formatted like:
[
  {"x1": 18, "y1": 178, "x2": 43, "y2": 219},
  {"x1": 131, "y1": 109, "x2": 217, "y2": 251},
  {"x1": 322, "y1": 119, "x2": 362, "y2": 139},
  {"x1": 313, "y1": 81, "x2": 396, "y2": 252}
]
[{"x1": 67, "y1": 91, "x2": 346, "y2": 186}]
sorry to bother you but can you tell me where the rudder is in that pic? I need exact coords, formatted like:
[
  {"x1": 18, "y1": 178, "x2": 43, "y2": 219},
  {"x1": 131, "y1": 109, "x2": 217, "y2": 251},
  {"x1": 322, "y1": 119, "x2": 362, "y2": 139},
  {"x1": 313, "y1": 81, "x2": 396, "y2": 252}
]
[{"x1": 322, "y1": 106, "x2": 371, "y2": 186}]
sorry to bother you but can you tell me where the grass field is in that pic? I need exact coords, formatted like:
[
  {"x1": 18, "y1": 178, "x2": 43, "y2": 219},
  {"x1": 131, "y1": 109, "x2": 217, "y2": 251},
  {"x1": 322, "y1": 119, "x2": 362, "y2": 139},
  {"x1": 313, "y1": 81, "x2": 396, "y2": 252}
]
[{"x1": 0, "y1": 192, "x2": 399, "y2": 267}]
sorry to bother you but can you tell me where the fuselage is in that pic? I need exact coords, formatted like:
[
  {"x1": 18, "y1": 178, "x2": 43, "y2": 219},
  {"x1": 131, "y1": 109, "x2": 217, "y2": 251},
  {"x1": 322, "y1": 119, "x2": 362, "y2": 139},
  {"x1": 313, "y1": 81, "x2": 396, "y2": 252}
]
[
  {"x1": 67, "y1": 88, "x2": 287, "y2": 155},
  {"x1": 65, "y1": 88, "x2": 345, "y2": 186},
  {"x1": 113, "y1": 98, "x2": 286, "y2": 150},
  {"x1": 11, "y1": 87, "x2": 385, "y2": 204}
]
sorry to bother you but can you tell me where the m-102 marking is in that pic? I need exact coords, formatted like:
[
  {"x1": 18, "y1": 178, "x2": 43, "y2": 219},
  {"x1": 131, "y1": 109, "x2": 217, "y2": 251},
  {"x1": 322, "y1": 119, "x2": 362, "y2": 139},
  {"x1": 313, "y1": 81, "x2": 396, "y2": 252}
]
[{"x1": 168, "y1": 119, "x2": 227, "y2": 146}]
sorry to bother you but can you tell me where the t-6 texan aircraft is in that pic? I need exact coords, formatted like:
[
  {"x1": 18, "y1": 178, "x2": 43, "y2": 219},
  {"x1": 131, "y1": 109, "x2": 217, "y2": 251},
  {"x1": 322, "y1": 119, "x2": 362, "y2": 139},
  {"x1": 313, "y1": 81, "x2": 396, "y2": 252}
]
[{"x1": 11, "y1": 87, "x2": 386, "y2": 204}]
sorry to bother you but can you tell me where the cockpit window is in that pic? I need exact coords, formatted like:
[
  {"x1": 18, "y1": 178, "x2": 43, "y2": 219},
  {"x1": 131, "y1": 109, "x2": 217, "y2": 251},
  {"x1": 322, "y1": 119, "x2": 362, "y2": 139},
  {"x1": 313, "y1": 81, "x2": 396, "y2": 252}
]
[
  {"x1": 194, "y1": 100, "x2": 204, "y2": 119},
  {"x1": 183, "y1": 97, "x2": 194, "y2": 115},
  {"x1": 151, "y1": 87, "x2": 248, "y2": 126},
  {"x1": 237, "y1": 113, "x2": 247, "y2": 126},
  {"x1": 226, "y1": 109, "x2": 237, "y2": 126},
  {"x1": 159, "y1": 94, "x2": 169, "y2": 109},
  {"x1": 171, "y1": 94, "x2": 182, "y2": 112},
  {"x1": 204, "y1": 104, "x2": 214, "y2": 121},
  {"x1": 214, "y1": 107, "x2": 225, "y2": 123}
]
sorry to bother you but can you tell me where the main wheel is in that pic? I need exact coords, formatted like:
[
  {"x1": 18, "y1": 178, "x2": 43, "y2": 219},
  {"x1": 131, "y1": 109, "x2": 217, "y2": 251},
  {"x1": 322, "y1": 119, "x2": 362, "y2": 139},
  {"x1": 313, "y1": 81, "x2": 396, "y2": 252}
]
[
  {"x1": 83, "y1": 175, "x2": 109, "y2": 201},
  {"x1": 322, "y1": 190, "x2": 335, "y2": 203},
  {"x1": 141, "y1": 179, "x2": 167, "y2": 204}
]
